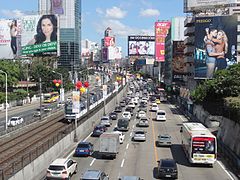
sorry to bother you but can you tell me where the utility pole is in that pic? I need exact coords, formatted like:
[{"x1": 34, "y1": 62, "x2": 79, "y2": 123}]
[{"x1": 39, "y1": 77, "x2": 42, "y2": 120}]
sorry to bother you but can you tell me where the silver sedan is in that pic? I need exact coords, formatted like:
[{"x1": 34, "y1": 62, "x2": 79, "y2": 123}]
[{"x1": 132, "y1": 130, "x2": 146, "y2": 141}]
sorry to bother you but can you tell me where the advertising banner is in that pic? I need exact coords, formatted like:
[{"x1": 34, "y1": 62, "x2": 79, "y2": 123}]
[
  {"x1": 155, "y1": 21, "x2": 171, "y2": 62},
  {"x1": 194, "y1": 15, "x2": 237, "y2": 79},
  {"x1": 0, "y1": 19, "x2": 21, "y2": 59},
  {"x1": 21, "y1": 15, "x2": 58, "y2": 55},
  {"x1": 108, "y1": 46, "x2": 115, "y2": 60},
  {"x1": 128, "y1": 36, "x2": 155, "y2": 56},
  {"x1": 104, "y1": 36, "x2": 115, "y2": 47},
  {"x1": 172, "y1": 41, "x2": 186, "y2": 82},
  {"x1": 51, "y1": 0, "x2": 64, "y2": 15},
  {"x1": 72, "y1": 90, "x2": 80, "y2": 113},
  {"x1": 115, "y1": 46, "x2": 122, "y2": 60},
  {"x1": 185, "y1": 0, "x2": 237, "y2": 11}
]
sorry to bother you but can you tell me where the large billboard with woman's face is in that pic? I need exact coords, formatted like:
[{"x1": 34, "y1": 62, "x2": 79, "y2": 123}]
[
  {"x1": 0, "y1": 19, "x2": 21, "y2": 59},
  {"x1": 21, "y1": 15, "x2": 58, "y2": 55},
  {"x1": 128, "y1": 36, "x2": 155, "y2": 56},
  {"x1": 194, "y1": 15, "x2": 237, "y2": 79}
]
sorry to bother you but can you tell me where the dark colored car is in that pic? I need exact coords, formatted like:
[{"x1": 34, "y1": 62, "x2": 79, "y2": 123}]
[
  {"x1": 92, "y1": 125, "x2": 107, "y2": 137},
  {"x1": 125, "y1": 107, "x2": 133, "y2": 116},
  {"x1": 157, "y1": 159, "x2": 178, "y2": 179},
  {"x1": 115, "y1": 106, "x2": 122, "y2": 113},
  {"x1": 120, "y1": 101, "x2": 126, "y2": 107},
  {"x1": 109, "y1": 112, "x2": 118, "y2": 120},
  {"x1": 75, "y1": 142, "x2": 93, "y2": 156}
]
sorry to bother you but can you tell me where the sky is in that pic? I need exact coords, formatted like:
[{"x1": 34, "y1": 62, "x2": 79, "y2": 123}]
[{"x1": 0, "y1": 0, "x2": 185, "y2": 56}]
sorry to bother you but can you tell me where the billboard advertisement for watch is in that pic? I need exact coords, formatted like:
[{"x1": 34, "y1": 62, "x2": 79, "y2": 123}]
[
  {"x1": 128, "y1": 36, "x2": 155, "y2": 56},
  {"x1": 21, "y1": 15, "x2": 58, "y2": 55},
  {"x1": 194, "y1": 15, "x2": 237, "y2": 79},
  {"x1": 155, "y1": 21, "x2": 171, "y2": 62}
]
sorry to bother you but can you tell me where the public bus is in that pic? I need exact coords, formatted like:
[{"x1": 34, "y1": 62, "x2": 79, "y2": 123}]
[
  {"x1": 43, "y1": 92, "x2": 59, "y2": 103},
  {"x1": 156, "y1": 88, "x2": 167, "y2": 102},
  {"x1": 180, "y1": 122, "x2": 217, "y2": 166}
]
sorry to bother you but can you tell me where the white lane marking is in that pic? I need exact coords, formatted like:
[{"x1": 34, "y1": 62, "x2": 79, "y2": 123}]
[
  {"x1": 179, "y1": 115, "x2": 186, "y2": 122},
  {"x1": 169, "y1": 104, "x2": 175, "y2": 109},
  {"x1": 121, "y1": 159, "x2": 125, "y2": 167},
  {"x1": 217, "y1": 161, "x2": 235, "y2": 180},
  {"x1": 132, "y1": 124, "x2": 134, "y2": 128},
  {"x1": 66, "y1": 132, "x2": 92, "y2": 159},
  {"x1": 126, "y1": 143, "x2": 129, "y2": 149},
  {"x1": 90, "y1": 158, "x2": 96, "y2": 166},
  {"x1": 130, "y1": 132, "x2": 132, "y2": 137}
]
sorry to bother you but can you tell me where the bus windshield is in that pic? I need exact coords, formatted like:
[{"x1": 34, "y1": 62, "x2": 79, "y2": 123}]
[{"x1": 192, "y1": 137, "x2": 215, "y2": 154}]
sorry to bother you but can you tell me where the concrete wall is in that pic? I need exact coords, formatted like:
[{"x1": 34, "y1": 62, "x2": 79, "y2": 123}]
[{"x1": 9, "y1": 85, "x2": 127, "y2": 180}]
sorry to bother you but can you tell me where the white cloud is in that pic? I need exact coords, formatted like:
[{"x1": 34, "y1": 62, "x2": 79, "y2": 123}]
[
  {"x1": 140, "y1": 8, "x2": 160, "y2": 17},
  {"x1": 106, "y1": 6, "x2": 127, "y2": 19},
  {"x1": 1, "y1": 9, "x2": 25, "y2": 18},
  {"x1": 96, "y1": 8, "x2": 104, "y2": 15}
]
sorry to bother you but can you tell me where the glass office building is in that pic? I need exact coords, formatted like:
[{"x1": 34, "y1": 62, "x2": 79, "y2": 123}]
[{"x1": 39, "y1": 0, "x2": 81, "y2": 70}]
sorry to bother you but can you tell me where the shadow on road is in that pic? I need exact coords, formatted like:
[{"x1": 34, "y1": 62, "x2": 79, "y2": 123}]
[{"x1": 170, "y1": 144, "x2": 191, "y2": 167}]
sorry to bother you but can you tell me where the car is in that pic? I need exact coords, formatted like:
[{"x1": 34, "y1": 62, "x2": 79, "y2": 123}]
[
  {"x1": 109, "y1": 112, "x2": 118, "y2": 120},
  {"x1": 132, "y1": 130, "x2": 146, "y2": 141},
  {"x1": 156, "y1": 110, "x2": 166, "y2": 121},
  {"x1": 112, "y1": 131, "x2": 125, "y2": 144},
  {"x1": 8, "y1": 117, "x2": 24, "y2": 127},
  {"x1": 92, "y1": 125, "x2": 107, "y2": 137},
  {"x1": 115, "y1": 106, "x2": 122, "y2": 113},
  {"x1": 125, "y1": 107, "x2": 134, "y2": 116},
  {"x1": 119, "y1": 176, "x2": 143, "y2": 180},
  {"x1": 141, "y1": 97, "x2": 148, "y2": 104},
  {"x1": 157, "y1": 159, "x2": 178, "y2": 179},
  {"x1": 151, "y1": 103, "x2": 159, "y2": 112},
  {"x1": 155, "y1": 99, "x2": 161, "y2": 104},
  {"x1": 120, "y1": 101, "x2": 126, "y2": 107},
  {"x1": 100, "y1": 116, "x2": 112, "y2": 127},
  {"x1": 156, "y1": 134, "x2": 172, "y2": 147},
  {"x1": 33, "y1": 111, "x2": 41, "y2": 117},
  {"x1": 137, "y1": 111, "x2": 146, "y2": 119},
  {"x1": 150, "y1": 95, "x2": 156, "y2": 102},
  {"x1": 43, "y1": 105, "x2": 53, "y2": 112},
  {"x1": 75, "y1": 142, "x2": 94, "y2": 156},
  {"x1": 81, "y1": 170, "x2": 109, "y2": 180},
  {"x1": 132, "y1": 97, "x2": 138, "y2": 105},
  {"x1": 128, "y1": 102, "x2": 135, "y2": 108},
  {"x1": 122, "y1": 111, "x2": 131, "y2": 120},
  {"x1": 46, "y1": 158, "x2": 77, "y2": 180},
  {"x1": 138, "y1": 117, "x2": 149, "y2": 127}
]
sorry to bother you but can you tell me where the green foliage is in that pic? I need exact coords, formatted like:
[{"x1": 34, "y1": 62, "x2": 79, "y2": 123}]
[
  {"x1": 224, "y1": 96, "x2": 240, "y2": 123},
  {"x1": 191, "y1": 64, "x2": 240, "y2": 103},
  {"x1": 13, "y1": 89, "x2": 28, "y2": 100}
]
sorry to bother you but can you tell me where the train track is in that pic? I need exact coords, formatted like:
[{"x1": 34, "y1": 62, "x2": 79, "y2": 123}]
[{"x1": 0, "y1": 110, "x2": 68, "y2": 169}]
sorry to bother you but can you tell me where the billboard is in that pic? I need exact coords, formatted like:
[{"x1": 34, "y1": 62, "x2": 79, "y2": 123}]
[
  {"x1": 102, "y1": 47, "x2": 108, "y2": 62},
  {"x1": 172, "y1": 41, "x2": 186, "y2": 82},
  {"x1": 194, "y1": 15, "x2": 237, "y2": 79},
  {"x1": 104, "y1": 36, "x2": 115, "y2": 47},
  {"x1": 128, "y1": 36, "x2": 155, "y2": 56},
  {"x1": 21, "y1": 15, "x2": 58, "y2": 55},
  {"x1": 155, "y1": 21, "x2": 171, "y2": 62},
  {"x1": 51, "y1": 0, "x2": 64, "y2": 15},
  {"x1": 0, "y1": 19, "x2": 21, "y2": 59},
  {"x1": 185, "y1": 0, "x2": 237, "y2": 11},
  {"x1": 115, "y1": 46, "x2": 122, "y2": 60}
]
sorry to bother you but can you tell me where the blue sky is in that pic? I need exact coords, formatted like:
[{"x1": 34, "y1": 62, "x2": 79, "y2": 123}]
[{"x1": 0, "y1": 0, "x2": 185, "y2": 56}]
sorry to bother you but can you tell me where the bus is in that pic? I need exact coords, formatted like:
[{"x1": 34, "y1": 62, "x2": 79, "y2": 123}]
[
  {"x1": 43, "y1": 92, "x2": 59, "y2": 103},
  {"x1": 180, "y1": 122, "x2": 217, "y2": 166}
]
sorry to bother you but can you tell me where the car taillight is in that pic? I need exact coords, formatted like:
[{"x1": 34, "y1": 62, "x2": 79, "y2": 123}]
[
  {"x1": 62, "y1": 170, "x2": 67, "y2": 174},
  {"x1": 84, "y1": 149, "x2": 89, "y2": 152}
]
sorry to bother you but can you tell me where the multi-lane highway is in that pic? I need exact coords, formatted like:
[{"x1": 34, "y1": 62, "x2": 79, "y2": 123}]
[{"x1": 50, "y1": 88, "x2": 235, "y2": 180}]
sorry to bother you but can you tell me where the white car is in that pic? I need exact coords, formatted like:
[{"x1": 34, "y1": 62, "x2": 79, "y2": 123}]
[
  {"x1": 151, "y1": 103, "x2": 159, "y2": 112},
  {"x1": 46, "y1": 158, "x2": 77, "y2": 180},
  {"x1": 122, "y1": 111, "x2": 131, "y2": 120},
  {"x1": 112, "y1": 131, "x2": 125, "y2": 144},
  {"x1": 128, "y1": 102, "x2": 135, "y2": 108},
  {"x1": 100, "y1": 116, "x2": 112, "y2": 127},
  {"x1": 132, "y1": 130, "x2": 146, "y2": 141},
  {"x1": 141, "y1": 97, "x2": 148, "y2": 104},
  {"x1": 137, "y1": 111, "x2": 146, "y2": 119},
  {"x1": 156, "y1": 110, "x2": 166, "y2": 121},
  {"x1": 8, "y1": 117, "x2": 24, "y2": 127}
]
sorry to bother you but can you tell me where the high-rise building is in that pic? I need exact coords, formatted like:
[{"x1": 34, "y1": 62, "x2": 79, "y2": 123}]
[{"x1": 39, "y1": 0, "x2": 81, "y2": 71}]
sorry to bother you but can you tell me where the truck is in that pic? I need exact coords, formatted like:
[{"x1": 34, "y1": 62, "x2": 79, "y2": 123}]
[{"x1": 99, "y1": 132, "x2": 119, "y2": 159}]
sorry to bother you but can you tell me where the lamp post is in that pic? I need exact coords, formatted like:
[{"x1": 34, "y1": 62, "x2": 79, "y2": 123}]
[
  {"x1": 0, "y1": 70, "x2": 8, "y2": 131},
  {"x1": 52, "y1": 71, "x2": 63, "y2": 103}
]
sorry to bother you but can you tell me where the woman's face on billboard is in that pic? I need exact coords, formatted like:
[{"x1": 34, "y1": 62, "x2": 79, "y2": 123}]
[{"x1": 41, "y1": 18, "x2": 53, "y2": 39}]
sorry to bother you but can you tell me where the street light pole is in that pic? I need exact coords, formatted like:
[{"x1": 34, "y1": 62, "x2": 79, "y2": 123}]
[
  {"x1": 39, "y1": 77, "x2": 42, "y2": 121},
  {"x1": 0, "y1": 70, "x2": 8, "y2": 131}
]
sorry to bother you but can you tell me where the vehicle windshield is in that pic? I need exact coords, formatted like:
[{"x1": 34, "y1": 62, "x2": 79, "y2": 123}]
[
  {"x1": 157, "y1": 112, "x2": 165, "y2": 115},
  {"x1": 118, "y1": 119, "x2": 128, "y2": 127},
  {"x1": 135, "y1": 131, "x2": 144, "y2": 134},
  {"x1": 192, "y1": 137, "x2": 216, "y2": 154},
  {"x1": 161, "y1": 160, "x2": 175, "y2": 168},
  {"x1": 48, "y1": 165, "x2": 65, "y2": 171},
  {"x1": 160, "y1": 135, "x2": 170, "y2": 139},
  {"x1": 10, "y1": 118, "x2": 18, "y2": 121},
  {"x1": 101, "y1": 118, "x2": 109, "y2": 121},
  {"x1": 77, "y1": 144, "x2": 90, "y2": 148}
]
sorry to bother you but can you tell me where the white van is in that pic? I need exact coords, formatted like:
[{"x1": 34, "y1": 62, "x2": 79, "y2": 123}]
[{"x1": 156, "y1": 110, "x2": 166, "y2": 121}]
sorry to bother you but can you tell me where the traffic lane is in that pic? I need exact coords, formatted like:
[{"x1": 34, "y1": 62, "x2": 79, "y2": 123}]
[
  {"x1": 153, "y1": 102, "x2": 232, "y2": 180},
  {"x1": 118, "y1": 106, "x2": 156, "y2": 179}
]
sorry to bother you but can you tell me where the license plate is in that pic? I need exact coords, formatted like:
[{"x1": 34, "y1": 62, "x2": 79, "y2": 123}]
[
  {"x1": 165, "y1": 175, "x2": 171, "y2": 177},
  {"x1": 80, "y1": 150, "x2": 84, "y2": 152}
]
